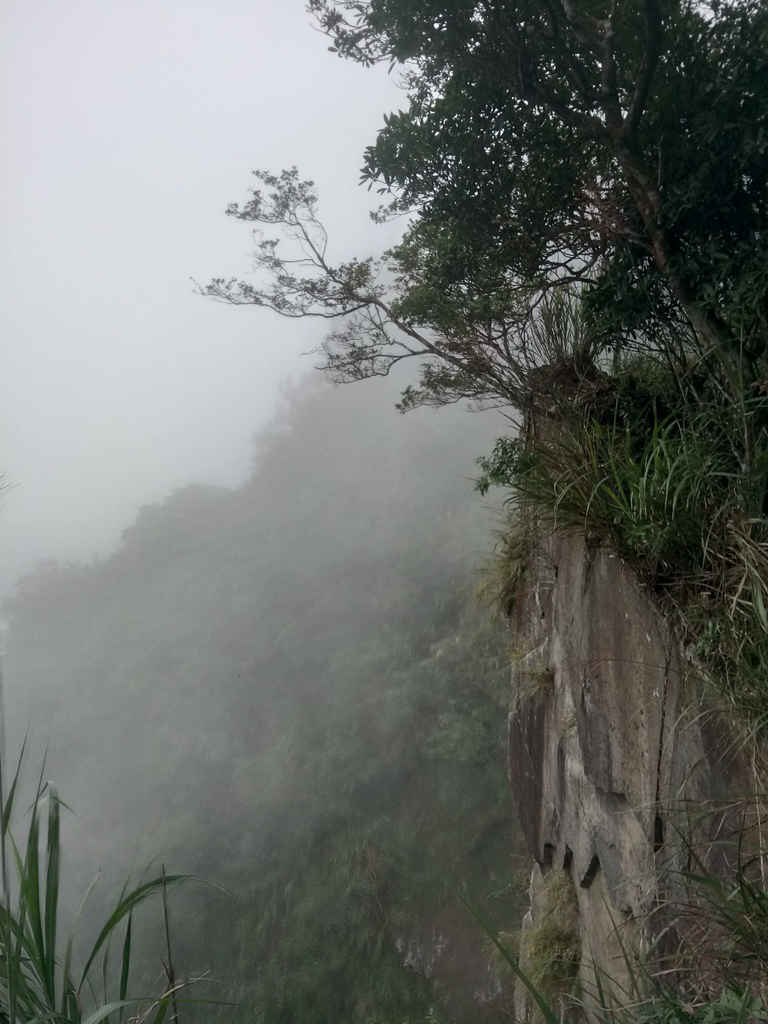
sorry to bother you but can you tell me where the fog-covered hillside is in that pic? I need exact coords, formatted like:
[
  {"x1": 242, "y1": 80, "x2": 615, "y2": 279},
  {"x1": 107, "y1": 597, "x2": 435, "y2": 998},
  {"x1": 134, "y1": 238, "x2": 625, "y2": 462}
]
[{"x1": 2, "y1": 378, "x2": 526, "y2": 1024}]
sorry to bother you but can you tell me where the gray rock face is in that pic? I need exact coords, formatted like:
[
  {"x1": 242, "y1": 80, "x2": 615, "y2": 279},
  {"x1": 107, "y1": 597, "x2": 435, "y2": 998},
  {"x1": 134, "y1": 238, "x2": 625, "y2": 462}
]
[{"x1": 508, "y1": 531, "x2": 751, "y2": 1017}]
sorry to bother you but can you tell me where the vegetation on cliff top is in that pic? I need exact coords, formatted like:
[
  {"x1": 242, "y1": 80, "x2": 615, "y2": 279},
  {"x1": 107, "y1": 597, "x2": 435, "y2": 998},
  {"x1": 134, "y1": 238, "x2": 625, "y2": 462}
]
[
  {"x1": 206, "y1": 0, "x2": 768, "y2": 729},
  {"x1": 208, "y1": 0, "x2": 768, "y2": 405}
]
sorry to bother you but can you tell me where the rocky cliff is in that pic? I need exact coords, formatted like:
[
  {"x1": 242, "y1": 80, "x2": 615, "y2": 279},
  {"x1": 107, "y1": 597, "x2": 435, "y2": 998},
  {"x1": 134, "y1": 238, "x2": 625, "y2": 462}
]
[{"x1": 507, "y1": 529, "x2": 757, "y2": 1017}]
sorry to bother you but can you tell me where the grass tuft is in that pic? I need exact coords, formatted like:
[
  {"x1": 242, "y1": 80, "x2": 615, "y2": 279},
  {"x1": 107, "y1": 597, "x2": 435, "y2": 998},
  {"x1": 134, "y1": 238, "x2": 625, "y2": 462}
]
[
  {"x1": 480, "y1": 370, "x2": 768, "y2": 732},
  {"x1": 0, "y1": 745, "x2": 210, "y2": 1024},
  {"x1": 523, "y1": 869, "x2": 580, "y2": 998}
]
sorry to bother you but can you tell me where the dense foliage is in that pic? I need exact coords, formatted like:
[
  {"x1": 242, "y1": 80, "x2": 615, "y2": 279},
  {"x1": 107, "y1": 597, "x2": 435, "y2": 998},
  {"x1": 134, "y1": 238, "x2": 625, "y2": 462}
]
[
  {"x1": 207, "y1": 0, "x2": 768, "y2": 409},
  {"x1": 315, "y1": 0, "x2": 768, "y2": 361},
  {"x1": 3, "y1": 379, "x2": 527, "y2": 1024}
]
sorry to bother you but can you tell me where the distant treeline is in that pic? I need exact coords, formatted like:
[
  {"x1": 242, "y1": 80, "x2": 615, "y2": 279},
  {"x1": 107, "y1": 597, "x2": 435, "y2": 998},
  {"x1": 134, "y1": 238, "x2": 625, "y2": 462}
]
[{"x1": 3, "y1": 378, "x2": 527, "y2": 1024}]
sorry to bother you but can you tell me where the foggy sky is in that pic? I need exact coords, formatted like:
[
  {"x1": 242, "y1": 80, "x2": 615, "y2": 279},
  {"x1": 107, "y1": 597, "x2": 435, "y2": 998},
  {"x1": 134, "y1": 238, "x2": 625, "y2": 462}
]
[{"x1": 0, "y1": 0, "x2": 403, "y2": 594}]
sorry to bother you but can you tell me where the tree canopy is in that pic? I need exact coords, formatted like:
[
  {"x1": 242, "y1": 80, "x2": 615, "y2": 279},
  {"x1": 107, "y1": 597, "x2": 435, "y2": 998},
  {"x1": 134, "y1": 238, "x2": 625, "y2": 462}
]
[{"x1": 205, "y1": 0, "x2": 768, "y2": 409}]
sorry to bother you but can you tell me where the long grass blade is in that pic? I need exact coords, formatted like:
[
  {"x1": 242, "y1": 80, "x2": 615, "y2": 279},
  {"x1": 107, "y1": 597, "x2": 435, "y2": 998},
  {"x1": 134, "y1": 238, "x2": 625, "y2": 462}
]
[
  {"x1": 453, "y1": 886, "x2": 562, "y2": 1024},
  {"x1": 118, "y1": 910, "x2": 133, "y2": 1024},
  {"x1": 2, "y1": 734, "x2": 28, "y2": 838},
  {"x1": 78, "y1": 875, "x2": 188, "y2": 992},
  {"x1": 61, "y1": 871, "x2": 102, "y2": 1020},
  {"x1": 43, "y1": 789, "x2": 61, "y2": 1011}
]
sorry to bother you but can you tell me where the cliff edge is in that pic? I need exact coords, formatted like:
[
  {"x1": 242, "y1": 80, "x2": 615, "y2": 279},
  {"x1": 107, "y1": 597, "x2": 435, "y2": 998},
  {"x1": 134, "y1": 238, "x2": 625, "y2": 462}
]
[{"x1": 508, "y1": 530, "x2": 756, "y2": 1018}]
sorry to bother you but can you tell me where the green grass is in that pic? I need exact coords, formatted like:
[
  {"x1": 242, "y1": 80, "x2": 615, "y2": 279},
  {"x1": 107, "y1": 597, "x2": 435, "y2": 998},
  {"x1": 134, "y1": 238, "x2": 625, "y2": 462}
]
[
  {"x1": 0, "y1": 745, "x2": 208, "y2": 1024},
  {"x1": 522, "y1": 869, "x2": 580, "y2": 998},
  {"x1": 479, "y1": 374, "x2": 768, "y2": 732}
]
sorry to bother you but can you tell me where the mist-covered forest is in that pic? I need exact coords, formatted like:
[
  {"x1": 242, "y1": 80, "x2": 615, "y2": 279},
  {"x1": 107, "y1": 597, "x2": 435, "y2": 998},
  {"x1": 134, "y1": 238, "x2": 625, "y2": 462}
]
[
  {"x1": 5, "y1": 0, "x2": 768, "y2": 1017},
  {"x1": 2, "y1": 377, "x2": 527, "y2": 1023}
]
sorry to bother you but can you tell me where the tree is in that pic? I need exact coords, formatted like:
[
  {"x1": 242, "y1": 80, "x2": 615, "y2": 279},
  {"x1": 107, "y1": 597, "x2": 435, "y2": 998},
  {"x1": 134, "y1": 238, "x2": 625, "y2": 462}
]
[
  {"x1": 204, "y1": 0, "x2": 768, "y2": 407},
  {"x1": 203, "y1": 168, "x2": 572, "y2": 410}
]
